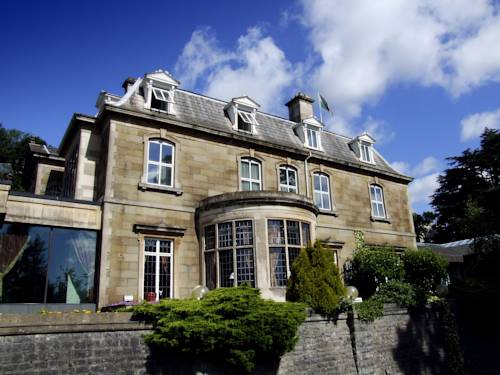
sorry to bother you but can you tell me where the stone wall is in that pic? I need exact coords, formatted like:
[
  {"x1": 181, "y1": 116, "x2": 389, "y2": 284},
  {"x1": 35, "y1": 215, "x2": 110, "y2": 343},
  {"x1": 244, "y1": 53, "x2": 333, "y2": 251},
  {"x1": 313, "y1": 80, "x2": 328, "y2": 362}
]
[{"x1": 0, "y1": 306, "x2": 449, "y2": 375}]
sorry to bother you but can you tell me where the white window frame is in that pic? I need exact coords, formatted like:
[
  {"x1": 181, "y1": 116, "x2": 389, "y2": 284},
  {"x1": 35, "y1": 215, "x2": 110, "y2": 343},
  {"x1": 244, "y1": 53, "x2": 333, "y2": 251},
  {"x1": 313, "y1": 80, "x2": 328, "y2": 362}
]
[
  {"x1": 279, "y1": 165, "x2": 298, "y2": 193},
  {"x1": 360, "y1": 142, "x2": 374, "y2": 163},
  {"x1": 149, "y1": 86, "x2": 175, "y2": 114},
  {"x1": 146, "y1": 139, "x2": 174, "y2": 187},
  {"x1": 143, "y1": 238, "x2": 173, "y2": 302},
  {"x1": 305, "y1": 126, "x2": 321, "y2": 150},
  {"x1": 240, "y1": 158, "x2": 262, "y2": 191},
  {"x1": 370, "y1": 184, "x2": 386, "y2": 218},
  {"x1": 313, "y1": 172, "x2": 332, "y2": 211},
  {"x1": 237, "y1": 110, "x2": 258, "y2": 133}
]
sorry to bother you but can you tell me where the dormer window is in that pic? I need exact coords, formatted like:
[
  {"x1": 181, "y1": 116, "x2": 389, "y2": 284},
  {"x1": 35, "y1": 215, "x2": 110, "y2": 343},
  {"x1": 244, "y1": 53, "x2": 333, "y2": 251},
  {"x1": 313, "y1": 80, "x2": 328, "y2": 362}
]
[
  {"x1": 151, "y1": 87, "x2": 173, "y2": 112},
  {"x1": 225, "y1": 96, "x2": 260, "y2": 134},
  {"x1": 306, "y1": 126, "x2": 320, "y2": 149},
  {"x1": 349, "y1": 133, "x2": 376, "y2": 164},
  {"x1": 360, "y1": 142, "x2": 373, "y2": 163},
  {"x1": 296, "y1": 117, "x2": 324, "y2": 151},
  {"x1": 237, "y1": 110, "x2": 258, "y2": 132}
]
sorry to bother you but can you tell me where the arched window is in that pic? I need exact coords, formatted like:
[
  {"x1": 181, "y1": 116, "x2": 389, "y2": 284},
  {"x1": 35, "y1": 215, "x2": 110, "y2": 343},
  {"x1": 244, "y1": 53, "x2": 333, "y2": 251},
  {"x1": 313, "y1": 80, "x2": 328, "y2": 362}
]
[
  {"x1": 279, "y1": 165, "x2": 298, "y2": 193},
  {"x1": 240, "y1": 158, "x2": 262, "y2": 191},
  {"x1": 370, "y1": 184, "x2": 386, "y2": 218},
  {"x1": 147, "y1": 139, "x2": 174, "y2": 187},
  {"x1": 313, "y1": 172, "x2": 331, "y2": 210}
]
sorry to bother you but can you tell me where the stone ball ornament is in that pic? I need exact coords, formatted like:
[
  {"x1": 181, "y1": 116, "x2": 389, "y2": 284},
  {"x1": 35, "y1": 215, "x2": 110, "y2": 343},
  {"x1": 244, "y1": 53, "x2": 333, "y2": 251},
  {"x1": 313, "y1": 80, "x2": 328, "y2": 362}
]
[
  {"x1": 345, "y1": 286, "x2": 359, "y2": 300},
  {"x1": 191, "y1": 285, "x2": 210, "y2": 300}
]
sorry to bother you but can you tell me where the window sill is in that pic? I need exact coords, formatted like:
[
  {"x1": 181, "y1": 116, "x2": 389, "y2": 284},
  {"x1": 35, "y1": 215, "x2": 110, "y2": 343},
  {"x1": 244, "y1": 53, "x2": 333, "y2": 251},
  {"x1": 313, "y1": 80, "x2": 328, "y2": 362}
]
[
  {"x1": 138, "y1": 182, "x2": 183, "y2": 196},
  {"x1": 318, "y1": 209, "x2": 338, "y2": 217},
  {"x1": 371, "y1": 216, "x2": 391, "y2": 223}
]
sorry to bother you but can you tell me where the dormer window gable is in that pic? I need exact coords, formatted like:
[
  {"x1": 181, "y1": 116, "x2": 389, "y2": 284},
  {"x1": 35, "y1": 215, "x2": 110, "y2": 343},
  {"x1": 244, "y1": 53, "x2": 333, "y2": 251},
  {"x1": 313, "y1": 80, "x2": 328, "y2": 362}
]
[
  {"x1": 350, "y1": 133, "x2": 376, "y2": 164},
  {"x1": 295, "y1": 117, "x2": 324, "y2": 151},
  {"x1": 143, "y1": 70, "x2": 180, "y2": 115},
  {"x1": 225, "y1": 96, "x2": 260, "y2": 134}
]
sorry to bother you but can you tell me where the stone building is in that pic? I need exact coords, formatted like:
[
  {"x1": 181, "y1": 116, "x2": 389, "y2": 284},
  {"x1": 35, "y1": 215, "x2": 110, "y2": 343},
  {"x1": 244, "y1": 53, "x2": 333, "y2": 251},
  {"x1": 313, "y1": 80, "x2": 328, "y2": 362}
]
[{"x1": 0, "y1": 70, "x2": 415, "y2": 312}]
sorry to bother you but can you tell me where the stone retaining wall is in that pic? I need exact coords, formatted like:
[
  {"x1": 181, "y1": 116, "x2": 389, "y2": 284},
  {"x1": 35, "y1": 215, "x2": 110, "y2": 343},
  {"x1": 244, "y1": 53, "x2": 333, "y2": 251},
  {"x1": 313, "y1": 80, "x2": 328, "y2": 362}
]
[{"x1": 0, "y1": 306, "x2": 448, "y2": 374}]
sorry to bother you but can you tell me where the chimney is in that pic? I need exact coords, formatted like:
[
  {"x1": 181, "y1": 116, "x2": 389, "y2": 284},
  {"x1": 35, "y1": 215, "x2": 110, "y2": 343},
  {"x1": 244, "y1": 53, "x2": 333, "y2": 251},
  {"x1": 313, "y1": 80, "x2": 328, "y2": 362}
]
[{"x1": 285, "y1": 92, "x2": 314, "y2": 123}]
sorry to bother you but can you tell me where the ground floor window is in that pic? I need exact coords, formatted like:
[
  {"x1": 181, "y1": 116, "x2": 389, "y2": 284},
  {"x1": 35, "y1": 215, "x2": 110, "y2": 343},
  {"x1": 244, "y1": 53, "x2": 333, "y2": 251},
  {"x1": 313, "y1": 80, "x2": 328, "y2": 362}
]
[
  {"x1": 268, "y1": 220, "x2": 310, "y2": 287},
  {"x1": 143, "y1": 238, "x2": 173, "y2": 301},
  {"x1": 204, "y1": 220, "x2": 255, "y2": 288},
  {"x1": 0, "y1": 223, "x2": 97, "y2": 304}
]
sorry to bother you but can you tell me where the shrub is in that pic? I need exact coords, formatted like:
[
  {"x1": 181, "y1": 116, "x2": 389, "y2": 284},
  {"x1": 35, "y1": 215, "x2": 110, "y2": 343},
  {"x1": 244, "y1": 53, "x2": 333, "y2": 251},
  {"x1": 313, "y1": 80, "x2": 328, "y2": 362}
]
[
  {"x1": 351, "y1": 247, "x2": 404, "y2": 297},
  {"x1": 354, "y1": 297, "x2": 384, "y2": 322},
  {"x1": 402, "y1": 249, "x2": 448, "y2": 298},
  {"x1": 132, "y1": 286, "x2": 306, "y2": 373},
  {"x1": 286, "y1": 240, "x2": 345, "y2": 315},
  {"x1": 377, "y1": 280, "x2": 416, "y2": 307}
]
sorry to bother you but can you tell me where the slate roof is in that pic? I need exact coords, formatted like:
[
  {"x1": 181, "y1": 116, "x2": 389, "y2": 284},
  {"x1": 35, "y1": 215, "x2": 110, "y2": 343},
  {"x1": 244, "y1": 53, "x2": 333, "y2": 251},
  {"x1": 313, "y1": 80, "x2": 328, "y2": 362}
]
[
  {"x1": 28, "y1": 143, "x2": 59, "y2": 156},
  {"x1": 112, "y1": 88, "x2": 411, "y2": 182}
]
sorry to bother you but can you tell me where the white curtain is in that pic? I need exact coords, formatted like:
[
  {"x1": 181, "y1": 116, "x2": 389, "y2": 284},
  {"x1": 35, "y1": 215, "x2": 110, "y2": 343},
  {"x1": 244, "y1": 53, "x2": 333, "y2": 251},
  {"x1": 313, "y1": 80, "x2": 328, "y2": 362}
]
[{"x1": 70, "y1": 231, "x2": 96, "y2": 296}]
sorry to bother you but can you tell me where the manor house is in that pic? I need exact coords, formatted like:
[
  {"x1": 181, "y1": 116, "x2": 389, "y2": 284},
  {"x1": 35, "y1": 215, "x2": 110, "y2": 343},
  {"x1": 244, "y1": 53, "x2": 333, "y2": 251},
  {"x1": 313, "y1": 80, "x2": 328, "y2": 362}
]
[{"x1": 0, "y1": 70, "x2": 415, "y2": 312}]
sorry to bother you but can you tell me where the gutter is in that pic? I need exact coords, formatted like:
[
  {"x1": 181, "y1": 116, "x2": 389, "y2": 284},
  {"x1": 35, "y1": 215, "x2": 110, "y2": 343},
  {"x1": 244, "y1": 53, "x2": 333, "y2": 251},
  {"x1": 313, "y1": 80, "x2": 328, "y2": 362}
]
[{"x1": 304, "y1": 151, "x2": 313, "y2": 197}]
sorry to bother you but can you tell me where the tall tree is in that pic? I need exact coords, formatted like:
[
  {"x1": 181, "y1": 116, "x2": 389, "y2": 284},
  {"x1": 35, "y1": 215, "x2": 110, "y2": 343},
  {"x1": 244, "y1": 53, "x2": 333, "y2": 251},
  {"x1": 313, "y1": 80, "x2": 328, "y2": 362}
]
[
  {"x1": 0, "y1": 123, "x2": 47, "y2": 191},
  {"x1": 431, "y1": 129, "x2": 500, "y2": 242},
  {"x1": 412, "y1": 211, "x2": 436, "y2": 243}
]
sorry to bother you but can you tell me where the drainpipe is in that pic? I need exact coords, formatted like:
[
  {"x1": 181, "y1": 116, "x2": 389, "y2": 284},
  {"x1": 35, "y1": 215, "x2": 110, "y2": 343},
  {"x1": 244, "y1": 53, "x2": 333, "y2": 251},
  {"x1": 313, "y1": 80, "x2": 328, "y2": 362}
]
[{"x1": 304, "y1": 151, "x2": 312, "y2": 197}]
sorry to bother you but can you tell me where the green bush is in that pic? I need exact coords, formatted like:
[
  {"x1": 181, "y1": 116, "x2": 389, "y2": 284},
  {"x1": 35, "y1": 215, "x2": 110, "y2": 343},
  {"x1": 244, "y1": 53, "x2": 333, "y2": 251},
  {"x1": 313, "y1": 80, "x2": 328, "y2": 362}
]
[
  {"x1": 402, "y1": 249, "x2": 448, "y2": 297},
  {"x1": 351, "y1": 247, "x2": 404, "y2": 297},
  {"x1": 354, "y1": 297, "x2": 384, "y2": 322},
  {"x1": 286, "y1": 240, "x2": 345, "y2": 315},
  {"x1": 132, "y1": 286, "x2": 306, "y2": 373},
  {"x1": 377, "y1": 280, "x2": 416, "y2": 307}
]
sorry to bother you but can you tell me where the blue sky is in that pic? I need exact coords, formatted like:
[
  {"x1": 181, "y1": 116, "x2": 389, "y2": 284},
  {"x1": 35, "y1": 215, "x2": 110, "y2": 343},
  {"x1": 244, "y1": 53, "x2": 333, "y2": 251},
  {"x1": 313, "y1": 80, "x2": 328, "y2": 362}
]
[{"x1": 1, "y1": 0, "x2": 499, "y2": 213}]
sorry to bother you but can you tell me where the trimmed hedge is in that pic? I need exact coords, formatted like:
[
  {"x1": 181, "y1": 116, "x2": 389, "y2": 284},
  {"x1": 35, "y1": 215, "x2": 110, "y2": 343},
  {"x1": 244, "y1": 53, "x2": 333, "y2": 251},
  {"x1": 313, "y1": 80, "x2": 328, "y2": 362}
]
[{"x1": 132, "y1": 286, "x2": 306, "y2": 373}]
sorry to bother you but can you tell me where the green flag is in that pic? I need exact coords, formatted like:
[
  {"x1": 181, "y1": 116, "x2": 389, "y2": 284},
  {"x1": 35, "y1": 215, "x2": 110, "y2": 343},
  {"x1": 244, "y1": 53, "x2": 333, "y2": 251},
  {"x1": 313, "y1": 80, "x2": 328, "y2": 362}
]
[{"x1": 319, "y1": 94, "x2": 331, "y2": 112}]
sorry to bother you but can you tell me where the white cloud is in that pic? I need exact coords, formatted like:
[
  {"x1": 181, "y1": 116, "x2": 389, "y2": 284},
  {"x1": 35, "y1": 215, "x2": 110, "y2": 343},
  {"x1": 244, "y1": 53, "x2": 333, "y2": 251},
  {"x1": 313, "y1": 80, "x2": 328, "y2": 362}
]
[
  {"x1": 460, "y1": 108, "x2": 500, "y2": 141},
  {"x1": 391, "y1": 156, "x2": 439, "y2": 177},
  {"x1": 409, "y1": 172, "x2": 440, "y2": 206},
  {"x1": 175, "y1": 27, "x2": 297, "y2": 113},
  {"x1": 299, "y1": 0, "x2": 500, "y2": 134},
  {"x1": 361, "y1": 117, "x2": 395, "y2": 145}
]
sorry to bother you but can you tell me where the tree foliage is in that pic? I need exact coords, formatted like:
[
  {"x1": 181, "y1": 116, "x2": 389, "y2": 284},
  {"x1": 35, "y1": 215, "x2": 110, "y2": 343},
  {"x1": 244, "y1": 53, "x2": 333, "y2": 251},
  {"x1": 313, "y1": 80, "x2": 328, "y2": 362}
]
[
  {"x1": 412, "y1": 211, "x2": 436, "y2": 243},
  {"x1": 286, "y1": 240, "x2": 345, "y2": 314},
  {"x1": 402, "y1": 249, "x2": 448, "y2": 296},
  {"x1": 132, "y1": 287, "x2": 306, "y2": 373},
  {"x1": 0, "y1": 123, "x2": 47, "y2": 190},
  {"x1": 431, "y1": 129, "x2": 500, "y2": 242},
  {"x1": 350, "y1": 247, "x2": 404, "y2": 298}
]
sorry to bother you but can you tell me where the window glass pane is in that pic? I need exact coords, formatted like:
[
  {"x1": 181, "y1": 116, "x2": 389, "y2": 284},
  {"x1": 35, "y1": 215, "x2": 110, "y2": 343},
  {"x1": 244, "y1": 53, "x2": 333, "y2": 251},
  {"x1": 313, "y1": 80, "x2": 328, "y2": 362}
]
[
  {"x1": 372, "y1": 202, "x2": 379, "y2": 217},
  {"x1": 321, "y1": 175, "x2": 329, "y2": 192},
  {"x1": 145, "y1": 238, "x2": 156, "y2": 252},
  {"x1": 311, "y1": 130, "x2": 317, "y2": 148},
  {"x1": 161, "y1": 144, "x2": 172, "y2": 164},
  {"x1": 251, "y1": 182, "x2": 260, "y2": 191},
  {"x1": 288, "y1": 247, "x2": 301, "y2": 269},
  {"x1": 160, "y1": 166, "x2": 172, "y2": 186},
  {"x1": 314, "y1": 192, "x2": 322, "y2": 208},
  {"x1": 158, "y1": 256, "x2": 171, "y2": 299},
  {"x1": 288, "y1": 169, "x2": 296, "y2": 187},
  {"x1": 314, "y1": 174, "x2": 320, "y2": 191},
  {"x1": 287, "y1": 221, "x2": 300, "y2": 245},
  {"x1": 269, "y1": 248, "x2": 287, "y2": 287},
  {"x1": 268, "y1": 220, "x2": 285, "y2": 245},
  {"x1": 251, "y1": 162, "x2": 260, "y2": 180},
  {"x1": 301, "y1": 223, "x2": 310, "y2": 245},
  {"x1": 236, "y1": 248, "x2": 255, "y2": 287},
  {"x1": 204, "y1": 225, "x2": 216, "y2": 250},
  {"x1": 375, "y1": 188, "x2": 382, "y2": 202},
  {"x1": 322, "y1": 193, "x2": 331, "y2": 210},
  {"x1": 241, "y1": 160, "x2": 250, "y2": 178},
  {"x1": 238, "y1": 114, "x2": 252, "y2": 132},
  {"x1": 143, "y1": 255, "x2": 156, "y2": 297},
  {"x1": 204, "y1": 252, "x2": 217, "y2": 289},
  {"x1": 1, "y1": 224, "x2": 49, "y2": 303},
  {"x1": 241, "y1": 181, "x2": 251, "y2": 191},
  {"x1": 235, "y1": 220, "x2": 253, "y2": 246},
  {"x1": 158, "y1": 240, "x2": 171, "y2": 253},
  {"x1": 46, "y1": 228, "x2": 97, "y2": 304},
  {"x1": 279, "y1": 168, "x2": 287, "y2": 185},
  {"x1": 149, "y1": 142, "x2": 160, "y2": 162},
  {"x1": 218, "y1": 222, "x2": 233, "y2": 248},
  {"x1": 147, "y1": 164, "x2": 159, "y2": 184},
  {"x1": 378, "y1": 203, "x2": 386, "y2": 218},
  {"x1": 370, "y1": 186, "x2": 376, "y2": 200},
  {"x1": 219, "y1": 249, "x2": 234, "y2": 287}
]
